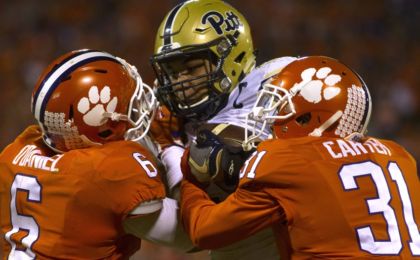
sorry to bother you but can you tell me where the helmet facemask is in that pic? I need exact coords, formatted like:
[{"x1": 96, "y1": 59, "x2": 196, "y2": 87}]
[
  {"x1": 243, "y1": 82, "x2": 296, "y2": 150},
  {"x1": 151, "y1": 37, "x2": 235, "y2": 121},
  {"x1": 104, "y1": 57, "x2": 158, "y2": 142}
]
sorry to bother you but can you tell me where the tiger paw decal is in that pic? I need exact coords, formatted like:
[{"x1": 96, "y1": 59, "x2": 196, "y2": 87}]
[
  {"x1": 298, "y1": 67, "x2": 342, "y2": 103},
  {"x1": 77, "y1": 86, "x2": 118, "y2": 126}
]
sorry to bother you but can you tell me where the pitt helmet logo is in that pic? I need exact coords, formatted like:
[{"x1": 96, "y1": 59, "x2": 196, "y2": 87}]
[{"x1": 201, "y1": 11, "x2": 241, "y2": 35}]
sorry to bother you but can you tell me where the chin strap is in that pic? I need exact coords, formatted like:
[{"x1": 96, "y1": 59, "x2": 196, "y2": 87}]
[
  {"x1": 309, "y1": 110, "x2": 343, "y2": 137},
  {"x1": 103, "y1": 111, "x2": 128, "y2": 122},
  {"x1": 345, "y1": 132, "x2": 365, "y2": 142}
]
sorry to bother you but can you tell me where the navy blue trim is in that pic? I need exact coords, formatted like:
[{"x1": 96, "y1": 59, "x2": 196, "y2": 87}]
[
  {"x1": 32, "y1": 49, "x2": 95, "y2": 113},
  {"x1": 163, "y1": 2, "x2": 185, "y2": 46},
  {"x1": 39, "y1": 56, "x2": 118, "y2": 123}
]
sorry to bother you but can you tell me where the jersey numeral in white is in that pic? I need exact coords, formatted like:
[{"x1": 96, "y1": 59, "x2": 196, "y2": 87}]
[
  {"x1": 339, "y1": 161, "x2": 420, "y2": 256},
  {"x1": 388, "y1": 162, "x2": 420, "y2": 254},
  {"x1": 133, "y1": 152, "x2": 158, "y2": 177},
  {"x1": 5, "y1": 174, "x2": 41, "y2": 259},
  {"x1": 239, "y1": 151, "x2": 266, "y2": 179}
]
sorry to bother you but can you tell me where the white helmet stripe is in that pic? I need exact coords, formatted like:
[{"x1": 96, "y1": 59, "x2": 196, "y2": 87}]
[{"x1": 33, "y1": 51, "x2": 116, "y2": 122}]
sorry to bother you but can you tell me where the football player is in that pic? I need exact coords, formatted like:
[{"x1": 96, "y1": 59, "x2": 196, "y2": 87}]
[
  {"x1": 149, "y1": 0, "x2": 296, "y2": 259},
  {"x1": 180, "y1": 56, "x2": 420, "y2": 259},
  {"x1": 0, "y1": 49, "x2": 192, "y2": 258}
]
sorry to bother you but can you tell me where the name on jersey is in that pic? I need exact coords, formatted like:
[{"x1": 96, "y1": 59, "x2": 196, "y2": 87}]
[
  {"x1": 323, "y1": 138, "x2": 391, "y2": 159},
  {"x1": 13, "y1": 145, "x2": 63, "y2": 172}
]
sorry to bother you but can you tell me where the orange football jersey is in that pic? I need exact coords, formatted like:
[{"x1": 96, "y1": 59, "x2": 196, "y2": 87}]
[
  {"x1": 0, "y1": 125, "x2": 165, "y2": 259},
  {"x1": 181, "y1": 136, "x2": 420, "y2": 259}
]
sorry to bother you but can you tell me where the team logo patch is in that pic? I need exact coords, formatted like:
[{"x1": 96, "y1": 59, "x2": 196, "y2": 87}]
[
  {"x1": 297, "y1": 67, "x2": 342, "y2": 103},
  {"x1": 201, "y1": 11, "x2": 241, "y2": 35},
  {"x1": 77, "y1": 86, "x2": 118, "y2": 126}
]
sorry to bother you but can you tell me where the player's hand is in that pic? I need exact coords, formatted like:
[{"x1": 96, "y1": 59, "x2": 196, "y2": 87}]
[
  {"x1": 188, "y1": 129, "x2": 224, "y2": 183},
  {"x1": 149, "y1": 105, "x2": 182, "y2": 151},
  {"x1": 188, "y1": 128, "x2": 254, "y2": 193}
]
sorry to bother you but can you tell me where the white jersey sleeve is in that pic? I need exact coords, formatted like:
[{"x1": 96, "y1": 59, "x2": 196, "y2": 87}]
[
  {"x1": 123, "y1": 198, "x2": 194, "y2": 251},
  {"x1": 208, "y1": 56, "x2": 296, "y2": 140}
]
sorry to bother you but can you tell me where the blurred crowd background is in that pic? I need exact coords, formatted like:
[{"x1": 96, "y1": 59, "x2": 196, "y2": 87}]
[{"x1": 0, "y1": 0, "x2": 418, "y2": 259}]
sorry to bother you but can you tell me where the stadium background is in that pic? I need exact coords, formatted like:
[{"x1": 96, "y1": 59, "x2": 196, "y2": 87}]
[{"x1": 0, "y1": 0, "x2": 418, "y2": 259}]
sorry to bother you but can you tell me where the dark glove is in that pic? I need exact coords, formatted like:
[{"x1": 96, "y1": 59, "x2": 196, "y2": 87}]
[
  {"x1": 188, "y1": 129, "x2": 255, "y2": 193},
  {"x1": 188, "y1": 129, "x2": 224, "y2": 182}
]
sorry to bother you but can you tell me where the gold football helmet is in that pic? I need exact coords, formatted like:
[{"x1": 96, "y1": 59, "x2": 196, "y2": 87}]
[{"x1": 151, "y1": 0, "x2": 256, "y2": 121}]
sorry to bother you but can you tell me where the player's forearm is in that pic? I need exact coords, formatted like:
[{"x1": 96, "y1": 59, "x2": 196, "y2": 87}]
[
  {"x1": 181, "y1": 179, "x2": 223, "y2": 248},
  {"x1": 181, "y1": 180, "x2": 251, "y2": 249},
  {"x1": 181, "y1": 179, "x2": 280, "y2": 249}
]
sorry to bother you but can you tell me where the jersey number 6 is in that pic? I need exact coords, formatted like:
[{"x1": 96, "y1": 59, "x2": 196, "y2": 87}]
[{"x1": 5, "y1": 174, "x2": 40, "y2": 259}]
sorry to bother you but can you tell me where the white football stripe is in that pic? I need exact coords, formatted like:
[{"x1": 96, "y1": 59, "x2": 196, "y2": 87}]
[{"x1": 34, "y1": 51, "x2": 115, "y2": 121}]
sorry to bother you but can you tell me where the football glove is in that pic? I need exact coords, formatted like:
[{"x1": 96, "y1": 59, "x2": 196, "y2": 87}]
[{"x1": 188, "y1": 128, "x2": 255, "y2": 193}]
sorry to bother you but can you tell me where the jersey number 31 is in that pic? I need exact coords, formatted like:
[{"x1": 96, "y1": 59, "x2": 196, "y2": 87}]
[{"x1": 240, "y1": 151, "x2": 420, "y2": 256}]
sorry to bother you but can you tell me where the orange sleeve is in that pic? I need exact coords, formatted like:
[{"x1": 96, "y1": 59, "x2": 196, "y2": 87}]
[
  {"x1": 93, "y1": 141, "x2": 166, "y2": 217},
  {"x1": 180, "y1": 139, "x2": 305, "y2": 249},
  {"x1": 180, "y1": 177, "x2": 282, "y2": 249}
]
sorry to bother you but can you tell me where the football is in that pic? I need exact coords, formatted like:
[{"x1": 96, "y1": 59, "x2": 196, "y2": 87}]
[{"x1": 197, "y1": 123, "x2": 246, "y2": 148}]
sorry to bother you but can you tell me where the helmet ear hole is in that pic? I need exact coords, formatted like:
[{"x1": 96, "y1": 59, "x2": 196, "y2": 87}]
[
  {"x1": 296, "y1": 113, "x2": 312, "y2": 126},
  {"x1": 68, "y1": 105, "x2": 74, "y2": 120},
  {"x1": 234, "y1": 52, "x2": 245, "y2": 63},
  {"x1": 98, "y1": 129, "x2": 113, "y2": 138}
]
